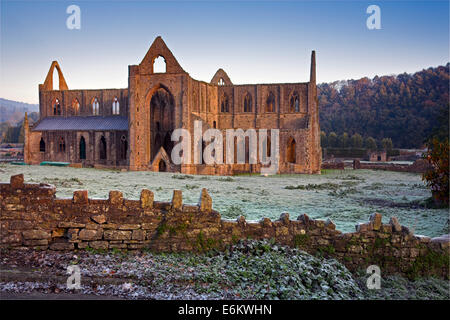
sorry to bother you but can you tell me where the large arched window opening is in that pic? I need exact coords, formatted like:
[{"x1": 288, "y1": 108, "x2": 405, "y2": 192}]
[
  {"x1": 79, "y1": 136, "x2": 86, "y2": 160},
  {"x1": 153, "y1": 56, "x2": 166, "y2": 73},
  {"x1": 243, "y1": 93, "x2": 252, "y2": 112},
  {"x1": 53, "y1": 99, "x2": 61, "y2": 116},
  {"x1": 266, "y1": 92, "x2": 275, "y2": 112},
  {"x1": 290, "y1": 92, "x2": 300, "y2": 113},
  {"x1": 99, "y1": 136, "x2": 107, "y2": 160},
  {"x1": 218, "y1": 78, "x2": 225, "y2": 86},
  {"x1": 120, "y1": 135, "x2": 127, "y2": 160},
  {"x1": 52, "y1": 67, "x2": 60, "y2": 90},
  {"x1": 58, "y1": 137, "x2": 65, "y2": 153},
  {"x1": 150, "y1": 86, "x2": 175, "y2": 161},
  {"x1": 221, "y1": 93, "x2": 229, "y2": 113},
  {"x1": 112, "y1": 97, "x2": 120, "y2": 115},
  {"x1": 39, "y1": 138, "x2": 46, "y2": 152},
  {"x1": 286, "y1": 137, "x2": 296, "y2": 163},
  {"x1": 92, "y1": 97, "x2": 100, "y2": 116}
]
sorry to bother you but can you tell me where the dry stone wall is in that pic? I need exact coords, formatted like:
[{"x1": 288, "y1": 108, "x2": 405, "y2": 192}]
[
  {"x1": 353, "y1": 159, "x2": 431, "y2": 173},
  {"x1": 1, "y1": 174, "x2": 449, "y2": 278}
]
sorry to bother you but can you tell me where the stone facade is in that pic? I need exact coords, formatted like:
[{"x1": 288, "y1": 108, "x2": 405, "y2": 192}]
[
  {"x1": 1, "y1": 174, "x2": 448, "y2": 278},
  {"x1": 24, "y1": 37, "x2": 322, "y2": 174},
  {"x1": 366, "y1": 151, "x2": 387, "y2": 162}
]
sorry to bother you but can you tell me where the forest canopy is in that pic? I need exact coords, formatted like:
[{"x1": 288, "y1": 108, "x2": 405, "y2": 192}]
[{"x1": 318, "y1": 64, "x2": 449, "y2": 149}]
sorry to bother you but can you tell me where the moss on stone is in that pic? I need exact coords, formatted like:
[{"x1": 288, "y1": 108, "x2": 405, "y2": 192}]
[
  {"x1": 294, "y1": 234, "x2": 311, "y2": 247},
  {"x1": 407, "y1": 250, "x2": 450, "y2": 280}
]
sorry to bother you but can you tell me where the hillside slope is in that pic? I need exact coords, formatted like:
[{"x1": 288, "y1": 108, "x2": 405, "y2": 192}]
[
  {"x1": 318, "y1": 64, "x2": 449, "y2": 148},
  {"x1": 0, "y1": 98, "x2": 39, "y2": 124}
]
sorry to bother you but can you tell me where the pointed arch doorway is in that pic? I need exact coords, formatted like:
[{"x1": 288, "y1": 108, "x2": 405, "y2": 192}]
[{"x1": 79, "y1": 136, "x2": 86, "y2": 160}]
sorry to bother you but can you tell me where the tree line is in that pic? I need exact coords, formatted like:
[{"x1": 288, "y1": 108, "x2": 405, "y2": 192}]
[{"x1": 320, "y1": 131, "x2": 393, "y2": 151}]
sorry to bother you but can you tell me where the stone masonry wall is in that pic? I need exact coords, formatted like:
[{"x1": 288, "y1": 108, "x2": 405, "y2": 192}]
[
  {"x1": 1, "y1": 174, "x2": 449, "y2": 279},
  {"x1": 353, "y1": 159, "x2": 431, "y2": 173}
]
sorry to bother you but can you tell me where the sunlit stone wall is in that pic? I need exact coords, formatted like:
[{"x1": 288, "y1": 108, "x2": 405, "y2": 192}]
[{"x1": 1, "y1": 174, "x2": 448, "y2": 278}]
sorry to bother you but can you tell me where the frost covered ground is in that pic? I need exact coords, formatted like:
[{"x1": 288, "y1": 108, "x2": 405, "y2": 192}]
[
  {"x1": 1, "y1": 241, "x2": 449, "y2": 300},
  {"x1": 0, "y1": 163, "x2": 448, "y2": 237}
]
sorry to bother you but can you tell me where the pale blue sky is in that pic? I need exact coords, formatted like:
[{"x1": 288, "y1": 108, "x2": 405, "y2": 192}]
[{"x1": 1, "y1": 0, "x2": 448, "y2": 103}]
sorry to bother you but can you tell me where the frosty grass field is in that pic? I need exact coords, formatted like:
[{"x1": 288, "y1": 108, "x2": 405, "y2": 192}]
[{"x1": 0, "y1": 163, "x2": 448, "y2": 238}]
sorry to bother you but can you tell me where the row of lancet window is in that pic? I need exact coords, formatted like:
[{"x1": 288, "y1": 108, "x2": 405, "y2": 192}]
[
  {"x1": 52, "y1": 97, "x2": 121, "y2": 116},
  {"x1": 219, "y1": 92, "x2": 302, "y2": 113},
  {"x1": 39, "y1": 136, "x2": 295, "y2": 163},
  {"x1": 38, "y1": 136, "x2": 127, "y2": 160}
]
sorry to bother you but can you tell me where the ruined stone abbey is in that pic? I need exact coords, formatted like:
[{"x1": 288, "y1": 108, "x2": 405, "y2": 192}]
[{"x1": 24, "y1": 37, "x2": 321, "y2": 174}]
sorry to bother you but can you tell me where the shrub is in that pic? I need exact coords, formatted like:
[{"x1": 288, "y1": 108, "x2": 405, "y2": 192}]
[{"x1": 422, "y1": 137, "x2": 449, "y2": 206}]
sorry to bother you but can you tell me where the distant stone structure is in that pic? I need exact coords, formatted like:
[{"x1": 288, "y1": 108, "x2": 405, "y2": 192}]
[
  {"x1": 23, "y1": 37, "x2": 321, "y2": 175},
  {"x1": 1, "y1": 174, "x2": 448, "y2": 278},
  {"x1": 366, "y1": 151, "x2": 387, "y2": 162},
  {"x1": 353, "y1": 159, "x2": 431, "y2": 173}
]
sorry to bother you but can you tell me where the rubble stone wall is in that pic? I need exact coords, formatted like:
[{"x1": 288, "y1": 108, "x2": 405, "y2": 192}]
[
  {"x1": 1, "y1": 174, "x2": 448, "y2": 278},
  {"x1": 353, "y1": 159, "x2": 431, "y2": 173}
]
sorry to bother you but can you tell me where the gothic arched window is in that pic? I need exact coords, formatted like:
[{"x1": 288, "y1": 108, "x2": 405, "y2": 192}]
[
  {"x1": 266, "y1": 92, "x2": 275, "y2": 112},
  {"x1": 58, "y1": 137, "x2": 65, "y2": 153},
  {"x1": 286, "y1": 137, "x2": 296, "y2": 163},
  {"x1": 53, "y1": 99, "x2": 61, "y2": 115},
  {"x1": 290, "y1": 92, "x2": 300, "y2": 113},
  {"x1": 112, "y1": 97, "x2": 120, "y2": 115},
  {"x1": 39, "y1": 138, "x2": 46, "y2": 152},
  {"x1": 153, "y1": 56, "x2": 166, "y2": 73},
  {"x1": 79, "y1": 136, "x2": 86, "y2": 160},
  {"x1": 72, "y1": 99, "x2": 80, "y2": 115},
  {"x1": 221, "y1": 93, "x2": 229, "y2": 113},
  {"x1": 99, "y1": 136, "x2": 107, "y2": 160},
  {"x1": 92, "y1": 97, "x2": 100, "y2": 115},
  {"x1": 120, "y1": 135, "x2": 127, "y2": 160},
  {"x1": 243, "y1": 93, "x2": 252, "y2": 112}
]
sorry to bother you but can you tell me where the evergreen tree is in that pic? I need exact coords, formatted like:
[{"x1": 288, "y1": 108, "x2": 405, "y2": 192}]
[
  {"x1": 381, "y1": 138, "x2": 393, "y2": 151},
  {"x1": 339, "y1": 132, "x2": 349, "y2": 148},
  {"x1": 350, "y1": 133, "x2": 363, "y2": 148},
  {"x1": 328, "y1": 132, "x2": 338, "y2": 148},
  {"x1": 365, "y1": 137, "x2": 377, "y2": 151},
  {"x1": 320, "y1": 131, "x2": 328, "y2": 148}
]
